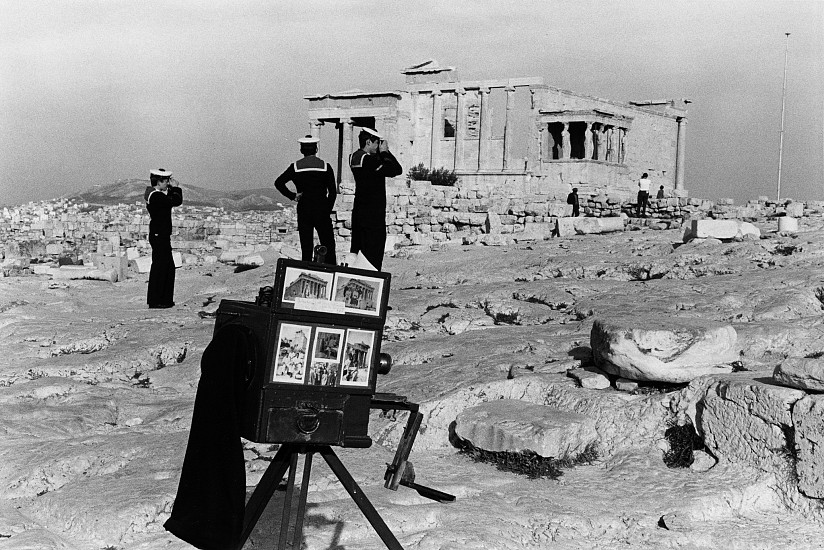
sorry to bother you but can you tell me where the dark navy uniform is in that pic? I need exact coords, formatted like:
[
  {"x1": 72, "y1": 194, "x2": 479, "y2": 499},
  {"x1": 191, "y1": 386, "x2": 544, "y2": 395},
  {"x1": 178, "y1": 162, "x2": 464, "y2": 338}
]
[
  {"x1": 275, "y1": 155, "x2": 337, "y2": 264},
  {"x1": 145, "y1": 178, "x2": 183, "y2": 308},
  {"x1": 349, "y1": 148, "x2": 402, "y2": 271}
]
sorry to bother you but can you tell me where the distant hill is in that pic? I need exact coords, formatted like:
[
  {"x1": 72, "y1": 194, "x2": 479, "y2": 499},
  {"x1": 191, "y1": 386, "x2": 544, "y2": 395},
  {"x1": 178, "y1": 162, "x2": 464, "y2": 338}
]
[{"x1": 67, "y1": 179, "x2": 288, "y2": 212}]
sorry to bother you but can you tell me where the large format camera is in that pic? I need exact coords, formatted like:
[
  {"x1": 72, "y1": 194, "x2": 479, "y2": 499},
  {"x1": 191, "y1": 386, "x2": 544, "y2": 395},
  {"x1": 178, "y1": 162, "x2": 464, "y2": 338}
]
[{"x1": 213, "y1": 257, "x2": 391, "y2": 448}]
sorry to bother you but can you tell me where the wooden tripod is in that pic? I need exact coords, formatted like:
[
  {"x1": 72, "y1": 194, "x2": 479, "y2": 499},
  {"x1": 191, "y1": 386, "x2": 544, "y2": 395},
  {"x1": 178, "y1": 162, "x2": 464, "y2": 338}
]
[
  {"x1": 236, "y1": 443, "x2": 403, "y2": 550},
  {"x1": 236, "y1": 394, "x2": 454, "y2": 550}
]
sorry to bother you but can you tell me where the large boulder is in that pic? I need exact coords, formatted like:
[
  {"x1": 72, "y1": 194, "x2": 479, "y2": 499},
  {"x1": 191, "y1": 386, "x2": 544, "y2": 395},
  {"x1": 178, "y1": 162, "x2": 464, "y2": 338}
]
[
  {"x1": 591, "y1": 317, "x2": 739, "y2": 383},
  {"x1": 773, "y1": 357, "x2": 824, "y2": 392},
  {"x1": 453, "y1": 399, "x2": 597, "y2": 458}
]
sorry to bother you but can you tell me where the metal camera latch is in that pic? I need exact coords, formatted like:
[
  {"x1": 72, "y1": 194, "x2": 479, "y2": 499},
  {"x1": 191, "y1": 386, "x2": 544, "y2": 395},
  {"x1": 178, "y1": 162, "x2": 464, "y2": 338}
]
[{"x1": 295, "y1": 403, "x2": 321, "y2": 434}]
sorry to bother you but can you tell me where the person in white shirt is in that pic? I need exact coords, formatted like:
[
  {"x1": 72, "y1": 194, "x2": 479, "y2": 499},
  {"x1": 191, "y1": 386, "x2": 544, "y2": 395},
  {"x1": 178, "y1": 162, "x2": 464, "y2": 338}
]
[{"x1": 637, "y1": 173, "x2": 651, "y2": 217}]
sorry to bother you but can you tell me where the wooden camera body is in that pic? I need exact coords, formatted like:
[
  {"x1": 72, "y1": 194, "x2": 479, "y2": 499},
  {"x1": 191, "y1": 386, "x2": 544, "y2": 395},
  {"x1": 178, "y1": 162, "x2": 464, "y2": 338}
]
[{"x1": 213, "y1": 258, "x2": 391, "y2": 448}]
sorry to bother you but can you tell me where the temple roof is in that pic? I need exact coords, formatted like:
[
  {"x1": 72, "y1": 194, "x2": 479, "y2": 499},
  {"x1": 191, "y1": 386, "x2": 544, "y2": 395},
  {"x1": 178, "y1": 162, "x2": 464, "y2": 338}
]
[{"x1": 401, "y1": 59, "x2": 455, "y2": 75}]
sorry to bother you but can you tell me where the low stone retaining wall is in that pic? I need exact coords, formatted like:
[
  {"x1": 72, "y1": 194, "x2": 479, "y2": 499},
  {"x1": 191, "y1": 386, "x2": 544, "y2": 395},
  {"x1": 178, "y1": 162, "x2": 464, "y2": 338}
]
[{"x1": 329, "y1": 178, "x2": 818, "y2": 247}]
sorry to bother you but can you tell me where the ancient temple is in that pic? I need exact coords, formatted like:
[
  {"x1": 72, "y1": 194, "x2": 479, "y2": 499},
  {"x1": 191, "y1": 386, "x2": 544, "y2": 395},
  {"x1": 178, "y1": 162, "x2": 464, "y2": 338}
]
[{"x1": 303, "y1": 60, "x2": 688, "y2": 197}]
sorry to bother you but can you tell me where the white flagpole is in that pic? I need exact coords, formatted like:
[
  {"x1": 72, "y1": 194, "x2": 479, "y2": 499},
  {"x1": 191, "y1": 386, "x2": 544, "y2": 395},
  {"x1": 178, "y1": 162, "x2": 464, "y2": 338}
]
[{"x1": 777, "y1": 32, "x2": 790, "y2": 201}]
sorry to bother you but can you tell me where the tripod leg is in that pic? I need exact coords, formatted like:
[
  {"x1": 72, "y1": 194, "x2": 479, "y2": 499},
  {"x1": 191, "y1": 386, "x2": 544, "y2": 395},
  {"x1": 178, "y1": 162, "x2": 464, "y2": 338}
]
[
  {"x1": 278, "y1": 452, "x2": 300, "y2": 550},
  {"x1": 319, "y1": 446, "x2": 404, "y2": 550},
  {"x1": 289, "y1": 452, "x2": 314, "y2": 548},
  {"x1": 238, "y1": 444, "x2": 295, "y2": 550}
]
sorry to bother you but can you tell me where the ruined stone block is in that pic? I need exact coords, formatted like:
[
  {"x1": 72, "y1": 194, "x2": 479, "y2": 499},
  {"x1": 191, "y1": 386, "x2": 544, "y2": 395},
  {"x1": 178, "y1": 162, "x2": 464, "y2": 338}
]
[
  {"x1": 682, "y1": 219, "x2": 760, "y2": 242},
  {"x1": 777, "y1": 216, "x2": 798, "y2": 233},
  {"x1": 573, "y1": 217, "x2": 624, "y2": 234},
  {"x1": 591, "y1": 316, "x2": 738, "y2": 383},
  {"x1": 454, "y1": 399, "x2": 597, "y2": 458},
  {"x1": 556, "y1": 217, "x2": 576, "y2": 237}
]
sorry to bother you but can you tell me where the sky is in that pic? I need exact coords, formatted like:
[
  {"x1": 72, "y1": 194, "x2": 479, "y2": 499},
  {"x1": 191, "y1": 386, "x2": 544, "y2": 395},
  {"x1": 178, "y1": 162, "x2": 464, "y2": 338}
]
[{"x1": 1, "y1": 0, "x2": 822, "y2": 207}]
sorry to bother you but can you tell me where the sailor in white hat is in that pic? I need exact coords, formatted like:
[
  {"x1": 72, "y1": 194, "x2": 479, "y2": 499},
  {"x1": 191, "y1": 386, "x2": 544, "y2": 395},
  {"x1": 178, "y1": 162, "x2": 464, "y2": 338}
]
[
  {"x1": 274, "y1": 135, "x2": 338, "y2": 264},
  {"x1": 144, "y1": 168, "x2": 183, "y2": 308},
  {"x1": 348, "y1": 128, "x2": 402, "y2": 271}
]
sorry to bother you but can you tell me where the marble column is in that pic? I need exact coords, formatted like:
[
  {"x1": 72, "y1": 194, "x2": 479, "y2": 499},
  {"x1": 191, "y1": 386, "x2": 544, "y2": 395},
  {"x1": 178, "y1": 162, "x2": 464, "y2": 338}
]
[
  {"x1": 454, "y1": 88, "x2": 466, "y2": 171},
  {"x1": 537, "y1": 125, "x2": 546, "y2": 174},
  {"x1": 342, "y1": 120, "x2": 354, "y2": 183},
  {"x1": 502, "y1": 86, "x2": 516, "y2": 170},
  {"x1": 605, "y1": 126, "x2": 615, "y2": 162},
  {"x1": 618, "y1": 128, "x2": 627, "y2": 164},
  {"x1": 310, "y1": 120, "x2": 322, "y2": 139},
  {"x1": 430, "y1": 90, "x2": 442, "y2": 170},
  {"x1": 675, "y1": 117, "x2": 687, "y2": 190},
  {"x1": 526, "y1": 88, "x2": 539, "y2": 173},
  {"x1": 560, "y1": 122, "x2": 570, "y2": 159},
  {"x1": 583, "y1": 122, "x2": 592, "y2": 160},
  {"x1": 335, "y1": 121, "x2": 344, "y2": 185},
  {"x1": 596, "y1": 126, "x2": 606, "y2": 160},
  {"x1": 478, "y1": 88, "x2": 490, "y2": 171}
]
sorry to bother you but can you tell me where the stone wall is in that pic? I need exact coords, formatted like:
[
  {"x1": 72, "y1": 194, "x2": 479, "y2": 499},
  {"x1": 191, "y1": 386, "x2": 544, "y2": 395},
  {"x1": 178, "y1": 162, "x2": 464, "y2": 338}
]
[
  {"x1": 329, "y1": 178, "x2": 818, "y2": 248},
  {"x1": 1, "y1": 191, "x2": 818, "y2": 271}
]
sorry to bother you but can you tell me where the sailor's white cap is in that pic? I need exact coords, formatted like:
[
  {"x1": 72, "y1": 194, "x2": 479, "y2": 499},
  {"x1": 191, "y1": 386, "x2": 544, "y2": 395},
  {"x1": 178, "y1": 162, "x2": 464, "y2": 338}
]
[
  {"x1": 361, "y1": 127, "x2": 383, "y2": 140},
  {"x1": 298, "y1": 135, "x2": 320, "y2": 144},
  {"x1": 149, "y1": 168, "x2": 172, "y2": 178}
]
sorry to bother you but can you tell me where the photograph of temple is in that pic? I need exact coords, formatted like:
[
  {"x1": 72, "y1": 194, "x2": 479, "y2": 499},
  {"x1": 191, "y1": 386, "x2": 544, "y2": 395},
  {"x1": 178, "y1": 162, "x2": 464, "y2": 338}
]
[
  {"x1": 333, "y1": 276, "x2": 378, "y2": 313},
  {"x1": 283, "y1": 271, "x2": 331, "y2": 301}
]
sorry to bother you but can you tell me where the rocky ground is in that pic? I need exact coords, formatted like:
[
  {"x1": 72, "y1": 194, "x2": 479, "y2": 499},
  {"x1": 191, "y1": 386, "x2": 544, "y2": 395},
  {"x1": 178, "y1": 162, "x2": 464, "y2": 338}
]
[{"x1": 2, "y1": 217, "x2": 824, "y2": 549}]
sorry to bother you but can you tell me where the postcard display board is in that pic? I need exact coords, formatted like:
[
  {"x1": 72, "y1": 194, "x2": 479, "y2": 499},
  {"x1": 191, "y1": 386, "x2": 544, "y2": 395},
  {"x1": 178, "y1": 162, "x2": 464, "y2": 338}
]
[{"x1": 213, "y1": 258, "x2": 391, "y2": 448}]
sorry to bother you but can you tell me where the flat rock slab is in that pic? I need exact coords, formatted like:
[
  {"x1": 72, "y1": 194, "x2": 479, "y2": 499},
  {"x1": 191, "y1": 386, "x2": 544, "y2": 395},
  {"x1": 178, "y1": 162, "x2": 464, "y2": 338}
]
[
  {"x1": 591, "y1": 317, "x2": 739, "y2": 383},
  {"x1": 454, "y1": 399, "x2": 597, "y2": 458},
  {"x1": 682, "y1": 219, "x2": 760, "y2": 242},
  {"x1": 792, "y1": 394, "x2": 824, "y2": 498},
  {"x1": 773, "y1": 357, "x2": 824, "y2": 392},
  {"x1": 573, "y1": 217, "x2": 625, "y2": 235}
]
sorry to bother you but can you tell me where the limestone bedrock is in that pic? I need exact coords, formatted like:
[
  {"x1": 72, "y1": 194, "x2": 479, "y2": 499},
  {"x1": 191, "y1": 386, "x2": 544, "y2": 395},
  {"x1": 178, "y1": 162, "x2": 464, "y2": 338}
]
[
  {"x1": 591, "y1": 316, "x2": 738, "y2": 383},
  {"x1": 773, "y1": 357, "x2": 824, "y2": 392},
  {"x1": 699, "y1": 377, "x2": 804, "y2": 472},
  {"x1": 453, "y1": 399, "x2": 597, "y2": 458},
  {"x1": 792, "y1": 394, "x2": 824, "y2": 498}
]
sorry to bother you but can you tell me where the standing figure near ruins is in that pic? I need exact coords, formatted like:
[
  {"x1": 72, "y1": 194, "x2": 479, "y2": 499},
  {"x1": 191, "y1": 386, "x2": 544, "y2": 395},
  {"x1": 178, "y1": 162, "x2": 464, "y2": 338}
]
[
  {"x1": 657, "y1": 185, "x2": 665, "y2": 199},
  {"x1": 637, "y1": 172, "x2": 651, "y2": 217},
  {"x1": 348, "y1": 128, "x2": 402, "y2": 271},
  {"x1": 274, "y1": 135, "x2": 338, "y2": 265},
  {"x1": 567, "y1": 187, "x2": 580, "y2": 217},
  {"x1": 145, "y1": 168, "x2": 183, "y2": 308}
]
